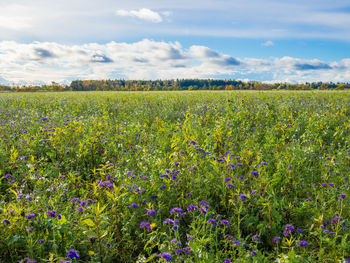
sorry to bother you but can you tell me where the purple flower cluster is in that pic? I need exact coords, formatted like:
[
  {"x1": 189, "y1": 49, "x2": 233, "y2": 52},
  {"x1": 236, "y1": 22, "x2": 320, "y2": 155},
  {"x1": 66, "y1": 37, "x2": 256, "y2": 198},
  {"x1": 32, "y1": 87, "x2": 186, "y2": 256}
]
[{"x1": 66, "y1": 249, "x2": 79, "y2": 259}]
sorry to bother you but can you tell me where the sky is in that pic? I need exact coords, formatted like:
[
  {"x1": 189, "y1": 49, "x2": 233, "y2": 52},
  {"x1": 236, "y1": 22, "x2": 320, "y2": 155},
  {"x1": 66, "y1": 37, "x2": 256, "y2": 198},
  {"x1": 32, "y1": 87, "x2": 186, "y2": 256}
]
[{"x1": 0, "y1": 0, "x2": 350, "y2": 84}]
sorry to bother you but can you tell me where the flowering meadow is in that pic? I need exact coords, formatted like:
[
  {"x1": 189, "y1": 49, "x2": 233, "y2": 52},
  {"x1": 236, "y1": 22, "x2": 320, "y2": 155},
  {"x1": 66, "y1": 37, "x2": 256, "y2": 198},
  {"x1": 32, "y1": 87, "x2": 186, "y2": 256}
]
[{"x1": 0, "y1": 91, "x2": 349, "y2": 262}]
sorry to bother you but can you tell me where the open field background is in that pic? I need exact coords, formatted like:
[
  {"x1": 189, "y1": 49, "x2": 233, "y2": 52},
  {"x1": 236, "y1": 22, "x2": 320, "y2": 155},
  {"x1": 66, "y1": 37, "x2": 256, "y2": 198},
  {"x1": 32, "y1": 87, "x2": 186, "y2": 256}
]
[{"x1": 0, "y1": 91, "x2": 349, "y2": 262}]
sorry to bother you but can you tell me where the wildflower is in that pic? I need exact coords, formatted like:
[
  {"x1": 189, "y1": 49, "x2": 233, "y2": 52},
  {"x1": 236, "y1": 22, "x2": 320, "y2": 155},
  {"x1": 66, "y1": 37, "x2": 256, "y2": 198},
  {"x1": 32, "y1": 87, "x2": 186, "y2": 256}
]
[
  {"x1": 140, "y1": 221, "x2": 151, "y2": 230},
  {"x1": 227, "y1": 184, "x2": 235, "y2": 188},
  {"x1": 77, "y1": 207, "x2": 84, "y2": 212},
  {"x1": 187, "y1": 205, "x2": 198, "y2": 211},
  {"x1": 4, "y1": 219, "x2": 10, "y2": 225},
  {"x1": 200, "y1": 207, "x2": 207, "y2": 214},
  {"x1": 340, "y1": 194, "x2": 346, "y2": 199},
  {"x1": 208, "y1": 218, "x2": 217, "y2": 226},
  {"x1": 251, "y1": 250, "x2": 257, "y2": 256},
  {"x1": 224, "y1": 259, "x2": 231, "y2": 263},
  {"x1": 299, "y1": 240, "x2": 308, "y2": 246},
  {"x1": 67, "y1": 249, "x2": 79, "y2": 259},
  {"x1": 145, "y1": 209, "x2": 156, "y2": 216},
  {"x1": 297, "y1": 229, "x2": 302, "y2": 234},
  {"x1": 161, "y1": 253, "x2": 172, "y2": 261},
  {"x1": 251, "y1": 171, "x2": 259, "y2": 177},
  {"x1": 131, "y1": 203, "x2": 139, "y2": 208},
  {"x1": 239, "y1": 194, "x2": 247, "y2": 200},
  {"x1": 106, "y1": 243, "x2": 111, "y2": 248},
  {"x1": 252, "y1": 234, "x2": 261, "y2": 240},
  {"x1": 221, "y1": 220, "x2": 229, "y2": 226},
  {"x1": 234, "y1": 240, "x2": 240, "y2": 245},
  {"x1": 46, "y1": 210, "x2": 57, "y2": 218},
  {"x1": 225, "y1": 177, "x2": 231, "y2": 183},
  {"x1": 273, "y1": 236, "x2": 281, "y2": 242},
  {"x1": 38, "y1": 239, "x2": 44, "y2": 243},
  {"x1": 163, "y1": 219, "x2": 174, "y2": 225},
  {"x1": 284, "y1": 224, "x2": 294, "y2": 236},
  {"x1": 173, "y1": 225, "x2": 178, "y2": 231},
  {"x1": 170, "y1": 207, "x2": 183, "y2": 215}
]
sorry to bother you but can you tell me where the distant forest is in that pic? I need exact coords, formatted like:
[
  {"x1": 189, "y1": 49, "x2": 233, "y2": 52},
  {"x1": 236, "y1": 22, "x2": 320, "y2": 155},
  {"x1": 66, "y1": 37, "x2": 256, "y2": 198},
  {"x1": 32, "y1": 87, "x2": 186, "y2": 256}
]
[{"x1": 1, "y1": 79, "x2": 350, "y2": 92}]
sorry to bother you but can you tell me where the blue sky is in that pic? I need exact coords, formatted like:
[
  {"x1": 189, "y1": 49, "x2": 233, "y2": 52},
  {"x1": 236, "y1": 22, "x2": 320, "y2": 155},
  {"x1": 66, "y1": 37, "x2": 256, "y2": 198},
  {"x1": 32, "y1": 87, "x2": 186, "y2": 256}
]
[{"x1": 0, "y1": 0, "x2": 350, "y2": 84}]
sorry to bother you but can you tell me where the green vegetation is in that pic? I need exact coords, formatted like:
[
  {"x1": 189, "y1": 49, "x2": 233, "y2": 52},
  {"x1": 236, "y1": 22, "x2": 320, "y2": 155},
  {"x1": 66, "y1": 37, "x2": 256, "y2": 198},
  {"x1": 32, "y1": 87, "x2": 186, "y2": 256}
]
[
  {"x1": 0, "y1": 91, "x2": 349, "y2": 262},
  {"x1": 1, "y1": 79, "x2": 350, "y2": 92}
]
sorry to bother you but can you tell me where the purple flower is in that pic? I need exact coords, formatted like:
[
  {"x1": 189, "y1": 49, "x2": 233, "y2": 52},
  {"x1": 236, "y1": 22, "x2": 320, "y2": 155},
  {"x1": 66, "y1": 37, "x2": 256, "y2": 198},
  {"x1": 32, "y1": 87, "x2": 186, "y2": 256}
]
[
  {"x1": 221, "y1": 220, "x2": 229, "y2": 226},
  {"x1": 4, "y1": 219, "x2": 10, "y2": 225},
  {"x1": 225, "y1": 177, "x2": 231, "y2": 183},
  {"x1": 252, "y1": 234, "x2": 261, "y2": 240},
  {"x1": 163, "y1": 219, "x2": 174, "y2": 225},
  {"x1": 187, "y1": 205, "x2": 198, "y2": 211},
  {"x1": 173, "y1": 225, "x2": 178, "y2": 231},
  {"x1": 273, "y1": 236, "x2": 281, "y2": 242},
  {"x1": 106, "y1": 243, "x2": 111, "y2": 248},
  {"x1": 161, "y1": 253, "x2": 172, "y2": 261},
  {"x1": 77, "y1": 207, "x2": 84, "y2": 212},
  {"x1": 131, "y1": 203, "x2": 139, "y2": 208},
  {"x1": 285, "y1": 224, "x2": 294, "y2": 232},
  {"x1": 227, "y1": 184, "x2": 235, "y2": 188},
  {"x1": 239, "y1": 194, "x2": 247, "y2": 200},
  {"x1": 25, "y1": 213, "x2": 36, "y2": 219},
  {"x1": 340, "y1": 194, "x2": 346, "y2": 199},
  {"x1": 251, "y1": 250, "x2": 257, "y2": 256},
  {"x1": 224, "y1": 259, "x2": 231, "y2": 263},
  {"x1": 170, "y1": 207, "x2": 183, "y2": 215},
  {"x1": 39, "y1": 239, "x2": 44, "y2": 243},
  {"x1": 145, "y1": 209, "x2": 156, "y2": 216},
  {"x1": 46, "y1": 210, "x2": 57, "y2": 218},
  {"x1": 251, "y1": 171, "x2": 259, "y2": 177},
  {"x1": 297, "y1": 229, "x2": 302, "y2": 234},
  {"x1": 299, "y1": 240, "x2": 308, "y2": 246},
  {"x1": 234, "y1": 240, "x2": 240, "y2": 245},
  {"x1": 140, "y1": 221, "x2": 151, "y2": 230},
  {"x1": 67, "y1": 249, "x2": 79, "y2": 259},
  {"x1": 208, "y1": 219, "x2": 217, "y2": 226}
]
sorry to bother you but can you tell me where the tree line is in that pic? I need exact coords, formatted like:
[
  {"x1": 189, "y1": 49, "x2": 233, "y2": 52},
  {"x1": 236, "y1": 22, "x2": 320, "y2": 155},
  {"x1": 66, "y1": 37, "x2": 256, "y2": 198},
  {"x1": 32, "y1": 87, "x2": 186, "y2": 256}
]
[{"x1": 1, "y1": 79, "x2": 350, "y2": 92}]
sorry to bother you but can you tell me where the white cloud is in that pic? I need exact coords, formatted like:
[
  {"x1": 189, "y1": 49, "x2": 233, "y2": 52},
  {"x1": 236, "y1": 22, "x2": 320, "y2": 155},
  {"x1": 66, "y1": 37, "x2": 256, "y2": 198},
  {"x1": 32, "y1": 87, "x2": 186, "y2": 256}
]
[
  {"x1": 115, "y1": 8, "x2": 164, "y2": 23},
  {"x1": 262, "y1": 40, "x2": 274, "y2": 47},
  {"x1": 0, "y1": 40, "x2": 349, "y2": 84}
]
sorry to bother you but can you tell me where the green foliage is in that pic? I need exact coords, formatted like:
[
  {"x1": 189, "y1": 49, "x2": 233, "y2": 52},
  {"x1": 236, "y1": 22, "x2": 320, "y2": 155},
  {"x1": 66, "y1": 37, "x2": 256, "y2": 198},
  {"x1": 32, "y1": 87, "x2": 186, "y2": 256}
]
[{"x1": 0, "y1": 91, "x2": 349, "y2": 262}]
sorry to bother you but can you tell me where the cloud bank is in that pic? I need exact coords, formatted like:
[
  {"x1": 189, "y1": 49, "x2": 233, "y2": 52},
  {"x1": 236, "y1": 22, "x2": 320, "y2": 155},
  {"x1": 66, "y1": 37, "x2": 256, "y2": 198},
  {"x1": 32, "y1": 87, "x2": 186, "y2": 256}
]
[{"x1": 0, "y1": 40, "x2": 349, "y2": 84}]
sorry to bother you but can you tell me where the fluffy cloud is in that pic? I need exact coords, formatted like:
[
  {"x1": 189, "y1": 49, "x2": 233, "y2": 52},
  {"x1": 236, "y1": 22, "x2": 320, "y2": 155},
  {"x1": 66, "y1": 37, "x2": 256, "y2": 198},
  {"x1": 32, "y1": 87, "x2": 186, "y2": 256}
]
[
  {"x1": 0, "y1": 40, "x2": 349, "y2": 84},
  {"x1": 115, "y1": 8, "x2": 164, "y2": 23},
  {"x1": 262, "y1": 40, "x2": 274, "y2": 47}
]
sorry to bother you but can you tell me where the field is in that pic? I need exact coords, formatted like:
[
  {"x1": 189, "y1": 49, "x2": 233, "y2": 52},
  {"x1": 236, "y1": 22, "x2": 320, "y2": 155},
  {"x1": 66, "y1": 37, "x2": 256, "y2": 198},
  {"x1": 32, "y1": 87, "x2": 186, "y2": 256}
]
[{"x1": 0, "y1": 91, "x2": 349, "y2": 263}]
